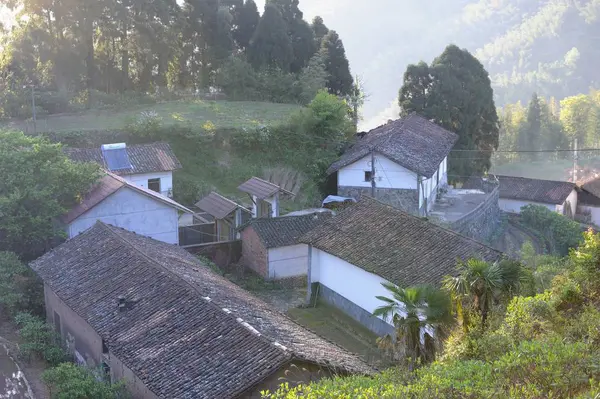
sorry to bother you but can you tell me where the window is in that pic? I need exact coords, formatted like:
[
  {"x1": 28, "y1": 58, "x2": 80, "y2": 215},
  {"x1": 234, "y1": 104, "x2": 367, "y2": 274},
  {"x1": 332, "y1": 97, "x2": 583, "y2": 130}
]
[
  {"x1": 364, "y1": 171, "x2": 373, "y2": 182},
  {"x1": 148, "y1": 178, "x2": 161, "y2": 193}
]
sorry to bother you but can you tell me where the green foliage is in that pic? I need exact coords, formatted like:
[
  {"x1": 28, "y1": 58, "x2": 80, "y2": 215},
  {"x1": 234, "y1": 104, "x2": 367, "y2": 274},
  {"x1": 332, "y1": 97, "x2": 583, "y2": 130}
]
[
  {"x1": 521, "y1": 204, "x2": 583, "y2": 256},
  {"x1": 0, "y1": 130, "x2": 100, "y2": 258},
  {"x1": 42, "y1": 363, "x2": 126, "y2": 399},
  {"x1": 14, "y1": 312, "x2": 68, "y2": 366},
  {"x1": 501, "y1": 292, "x2": 560, "y2": 341},
  {"x1": 248, "y1": 4, "x2": 293, "y2": 71},
  {"x1": 374, "y1": 283, "x2": 452, "y2": 368},
  {"x1": 319, "y1": 30, "x2": 353, "y2": 97},
  {"x1": 0, "y1": 251, "x2": 43, "y2": 317},
  {"x1": 399, "y1": 45, "x2": 499, "y2": 178},
  {"x1": 570, "y1": 229, "x2": 600, "y2": 292}
]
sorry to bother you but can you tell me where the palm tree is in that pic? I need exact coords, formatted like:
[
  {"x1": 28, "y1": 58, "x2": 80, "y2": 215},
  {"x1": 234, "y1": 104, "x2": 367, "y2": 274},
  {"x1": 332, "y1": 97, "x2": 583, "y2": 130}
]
[
  {"x1": 373, "y1": 283, "x2": 452, "y2": 370},
  {"x1": 443, "y1": 258, "x2": 529, "y2": 330}
]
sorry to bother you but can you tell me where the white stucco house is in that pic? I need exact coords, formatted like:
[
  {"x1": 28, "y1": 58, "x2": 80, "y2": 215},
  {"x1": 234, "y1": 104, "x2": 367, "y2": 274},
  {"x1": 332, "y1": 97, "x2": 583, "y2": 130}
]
[
  {"x1": 238, "y1": 177, "x2": 294, "y2": 218},
  {"x1": 492, "y1": 175, "x2": 577, "y2": 217},
  {"x1": 327, "y1": 113, "x2": 458, "y2": 216},
  {"x1": 63, "y1": 171, "x2": 193, "y2": 244},
  {"x1": 577, "y1": 177, "x2": 600, "y2": 226},
  {"x1": 299, "y1": 197, "x2": 502, "y2": 337},
  {"x1": 65, "y1": 142, "x2": 181, "y2": 198},
  {"x1": 240, "y1": 213, "x2": 331, "y2": 281}
]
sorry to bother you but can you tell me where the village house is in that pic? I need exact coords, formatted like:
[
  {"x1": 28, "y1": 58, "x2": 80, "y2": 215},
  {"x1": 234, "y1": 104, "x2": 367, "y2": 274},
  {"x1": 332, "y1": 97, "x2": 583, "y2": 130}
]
[
  {"x1": 490, "y1": 175, "x2": 577, "y2": 217},
  {"x1": 65, "y1": 142, "x2": 181, "y2": 197},
  {"x1": 327, "y1": 113, "x2": 458, "y2": 216},
  {"x1": 63, "y1": 171, "x2": 192, "y2": 244},
  {"x1": 195, "y1": 191, "x2": 251, "y2": 241},
  {"x1": 577, "y1": 177, "x2": 600, "y2": 226},
  {"x1": 240, "y1": 213, "x2": 331, "y2": 281},
  {"x1": 238, "y1": 177, "x2": 294, "y2": 218},
  {"x1": 30, "y1": 222, "x2": 372, "y2": 399},
  {"x1": 300, "y1": 197, "x2": 502, "y2": 337}
]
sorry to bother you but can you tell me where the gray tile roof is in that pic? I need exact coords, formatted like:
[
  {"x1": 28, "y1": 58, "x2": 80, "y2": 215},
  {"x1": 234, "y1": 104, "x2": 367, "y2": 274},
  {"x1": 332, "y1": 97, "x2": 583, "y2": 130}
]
[
  {"x1": 31, "y1": 223, "x2": 372, "y2": 398},
  {"x1": 63, "y1": 171, "x2": 192, "y2": 224},
  {"x1": 327, "y1": 113, "x2": 458, "y2": 178},
  {"x1": 580, "y1": 177, "x2": 600, "y2": 204},
  {"x1": 465, "y1": 175, "x2": 575, "y2": 205},
  {"x1": 238, "y1": 177, "x2": 293, "y2": 199},
  {"x1": 300, "y1": 197, "x2": 502, "y2": 288},
  {"x1": 241, "y1": 213, "x2": 332, "y2": 249},
  {"x1": 65, "y1": 142, "x2": 181, "y2": 175},
  {"x1": 195, "y1": 192, "x2": 249, "y2": 220}
]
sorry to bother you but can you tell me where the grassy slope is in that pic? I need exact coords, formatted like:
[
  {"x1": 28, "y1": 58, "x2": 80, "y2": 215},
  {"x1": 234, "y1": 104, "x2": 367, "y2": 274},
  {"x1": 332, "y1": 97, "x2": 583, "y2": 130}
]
[{"x1": 4, "y1": 100, "x2": 301, "y2": 132}]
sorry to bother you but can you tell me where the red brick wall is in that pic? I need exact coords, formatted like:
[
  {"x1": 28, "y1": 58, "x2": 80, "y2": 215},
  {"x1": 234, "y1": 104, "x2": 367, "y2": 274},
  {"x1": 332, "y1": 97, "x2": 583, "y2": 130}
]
[{"x1": 241, "y1": 226, "x2": 268, "y2": 278}]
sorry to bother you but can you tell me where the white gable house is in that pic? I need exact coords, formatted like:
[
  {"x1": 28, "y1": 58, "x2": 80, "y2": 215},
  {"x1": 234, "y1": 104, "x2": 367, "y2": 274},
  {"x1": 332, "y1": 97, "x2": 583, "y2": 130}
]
[
  {"x1": 327, "y1": 113, "x2": 458, "y2": 216},
  {"x1": 63, "y1": 171, "x2": 192, "y2": 244},
  {"x1": 300, "y1": 198, "x2": 502, "y2": 337},
  {"x1": 65, "y1": 142, "x2": 182, "y2": 198}
]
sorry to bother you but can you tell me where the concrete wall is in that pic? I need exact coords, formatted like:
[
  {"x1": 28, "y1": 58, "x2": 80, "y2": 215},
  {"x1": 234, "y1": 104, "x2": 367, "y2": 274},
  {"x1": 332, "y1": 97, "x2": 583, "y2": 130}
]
[
  {"x1": 123, "y1": 171, "x2": 173, "y2": 197},
  {"x1": 450, "y1": 186, "x2": 501, "y2": 243},
  {"x1": 338, "y1": 154, "x2": 417, "y2": 189},
  {"x1": 68, "y1": 187, "x2": 180, "y2": 244},
  {"x1": 109, "y1": 355, "x2": 159, "y2": 399},
  {"x1": 309, "y1": 248, "x2": 395, "y2": 336},
  {"x1": 268, "y1": 244, "x2": 309, "y2": 279},
  {"x1": 240, "y1": 227, "x2": 268, "y2": 277},
  {"x1": 499, "y1": 198, "x2": 556, "y2": 214},
  {"x1": 44, "y1": 284, "x2": 103, "y2": 367},
  {"x1": 338, "y1": 186, "x2": 419, "y2": 215}
]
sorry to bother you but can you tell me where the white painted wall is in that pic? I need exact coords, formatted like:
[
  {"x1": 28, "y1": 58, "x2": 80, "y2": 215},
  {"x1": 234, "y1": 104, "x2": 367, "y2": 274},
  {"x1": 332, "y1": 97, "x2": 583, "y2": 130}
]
[
  {"x1": 557, "y1": 190, "x2": 577, "y2": 217},
  {"x1": 580, "y1": 205, "x2": 600, "y2": 226},
  {"x1": 310, "y1": 248, "x2": 393, "y2": 327},
  {"x1": 268, "y1": 244, "x2": 309, "y2": 279},
  {"x1": 338, "y1": 154, "x2": 417, "y2": 189},
  {"x1": 123, "y1": 171, "x2": 173, "y2": 197},
  {"x1": 68, "y1": 187, "x2": 179, "y2": 244},
  {"x1": 499, "y1": 198, "x2": 557, "y2": 214},
  {"x1": 251, "y1": 194, "x2": 279, "y2": 218}
]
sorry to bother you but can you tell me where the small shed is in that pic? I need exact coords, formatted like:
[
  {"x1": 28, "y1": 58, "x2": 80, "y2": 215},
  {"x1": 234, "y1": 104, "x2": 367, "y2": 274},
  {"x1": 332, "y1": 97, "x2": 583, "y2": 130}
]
[
  {"x1": 238, "y1": 177, "x2": 294, "y2": 218},
  {"x1": 195, "y1": 192, "x2": 251, "y2": 241},
  {"x1": 577, "y1": 177, "x2": 600, "y2": 226},
  {"x1": 239, "y1": 213, "x2": 330, "y2": 280}
]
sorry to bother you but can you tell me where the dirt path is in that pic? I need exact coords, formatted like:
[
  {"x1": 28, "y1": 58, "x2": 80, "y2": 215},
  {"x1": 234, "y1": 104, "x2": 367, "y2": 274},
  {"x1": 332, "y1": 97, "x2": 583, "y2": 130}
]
[{"x1": 0, "y1": 318, "x2": 50, "y2": 399}]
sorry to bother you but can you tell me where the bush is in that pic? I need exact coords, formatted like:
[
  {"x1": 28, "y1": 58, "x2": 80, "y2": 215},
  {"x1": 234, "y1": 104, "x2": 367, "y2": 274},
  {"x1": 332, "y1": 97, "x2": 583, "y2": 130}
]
[
  {"x1": 14, "y1": 312, "x2": 68, "y2": 365},
  {"x1": 521, "y1": 205, "x2": 583, "y2": 255},
  {"x1": 565, "y1": 305, "x2": 600, "y2": 346},
  {"x1": 500, "y1": 292, "x2": 560, "y2": 341},
  {"x1": 124, "y1": 110, "x2": 163, "y2": 138},
  {"x1": 42, "y1": 363, "x2": 126, "y2": 399},
  {"x1": 0, "y1": 252, "x2": 44, "y2": 317}
]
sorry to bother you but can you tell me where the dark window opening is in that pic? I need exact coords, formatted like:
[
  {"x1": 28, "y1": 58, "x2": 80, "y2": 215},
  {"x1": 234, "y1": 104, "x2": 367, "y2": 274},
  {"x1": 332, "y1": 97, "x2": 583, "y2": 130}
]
[
  {"x1": 102, "y1": 340, "x2": 109, "y2": 354},
  {"x1": 148, "y1": 178, "x2": 161, "y2": 193},
  {"x1": 364, "y1": 171, "x2": 373, "y2": 182},
  {"x1": 53, "y1": 311, "x2": 61, "y2": 335}
]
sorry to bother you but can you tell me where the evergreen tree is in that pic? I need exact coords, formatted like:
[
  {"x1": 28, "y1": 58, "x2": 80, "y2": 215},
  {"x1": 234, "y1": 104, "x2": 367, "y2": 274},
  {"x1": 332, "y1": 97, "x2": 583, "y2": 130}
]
[
  {"x1": 266, "y1": 0, "x2": 302, "y2": 22},
  {"x1": 289, "y1": 19, "x2": 316, "y2": 73},
  {"x1": 232, "y1": 0, "x2": 259, "y2": 51},
  {"x1": 518, "y1": 93, "x2": 542, "y2": 160},
  {"x1": 399, "y1": 45, "x2": 499, "y2": 178},
  {"x1": 311, "y1": 16, "x2": 329, "y2": 48},
  {"x1": 248, "y1": 4, "x2": 293, "y2": 70},
  {"x1": 319, "y1": 30, "x2": 353, "y2": 96}
]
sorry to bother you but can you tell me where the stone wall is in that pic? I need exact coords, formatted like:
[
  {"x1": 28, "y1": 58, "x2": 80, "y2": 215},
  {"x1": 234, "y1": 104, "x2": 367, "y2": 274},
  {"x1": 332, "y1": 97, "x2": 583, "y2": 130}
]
[
  {"x1": 318, "y1": 284, "x2": 394, "y2": 337},
  {"x1": 450, "y1": 186, "x2": 501, "y2": 243},
  {"x1": 183, "y1": 240, "x2": 242, "y2": 271},
  {"x1": 338, "y1": 186, "x2": 419, "y2": 215}
]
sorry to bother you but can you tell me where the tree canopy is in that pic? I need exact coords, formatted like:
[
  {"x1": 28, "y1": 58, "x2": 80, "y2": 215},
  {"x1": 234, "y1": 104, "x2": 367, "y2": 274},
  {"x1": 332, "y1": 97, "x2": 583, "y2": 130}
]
[{"x1": 399, "y1": 45, "x2": 499, "y2": 178}]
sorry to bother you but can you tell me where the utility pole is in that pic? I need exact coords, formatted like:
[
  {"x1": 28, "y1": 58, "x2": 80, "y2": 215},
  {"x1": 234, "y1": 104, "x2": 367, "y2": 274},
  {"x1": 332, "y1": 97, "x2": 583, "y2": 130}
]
[
  {"x1": 370, "y1": 151, "x2": 376, "y2": 197},
  {"x1": 573, "y1": 138, "x2": 578, "y2": 183}
]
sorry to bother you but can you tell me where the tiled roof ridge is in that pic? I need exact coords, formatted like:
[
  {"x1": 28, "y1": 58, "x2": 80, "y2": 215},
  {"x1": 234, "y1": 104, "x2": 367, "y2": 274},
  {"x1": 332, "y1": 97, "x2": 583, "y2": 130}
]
[
  {"x1": 496, "y1": 174, "x2": 575, "y2": 185},
  {"x1": 96, "y1": 222, "x2": 294, "y2": 358},
  {"x1": 367, "y1": 197, "x2": 502, "y2": 255},
  {"x1": 71, "y1": 141, "x2": 171, "y2": 150}
]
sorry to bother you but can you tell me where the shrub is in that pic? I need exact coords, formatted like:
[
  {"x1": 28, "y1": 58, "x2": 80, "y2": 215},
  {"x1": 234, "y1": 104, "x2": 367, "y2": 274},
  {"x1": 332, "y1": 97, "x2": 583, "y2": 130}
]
[
  {"x1": 0, "y1": 252, "x2": 43, "y2": 317},
  {"x1": 124, "y1": 110, "x2": 163, "y2": 137},
  {"x1": 565, "y1": 305, "x2": 600, "y2": 346},
  {"x1": 521, "y1": 204, "x2": 583, "y2": 255},
  {"x1": 500, "y1": 292, "x2": 560, "y2": 341},
  {"x1": 550, "y1": 274, "x2": 584, "y2": 311},
  {"x1": 14, "y1": 312, "x2": 68, "y2": 365},
  {"x1": 42, "y1": 363, "x2": 126, "y2": 399}
]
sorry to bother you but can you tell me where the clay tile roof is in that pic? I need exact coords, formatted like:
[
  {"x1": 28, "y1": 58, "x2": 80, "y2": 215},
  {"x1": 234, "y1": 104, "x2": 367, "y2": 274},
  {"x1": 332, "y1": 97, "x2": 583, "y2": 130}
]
[
  {"x1": 300, "y1": 197, "x2": 502, "y2": 288},
  {"x1": 238, "y1": 177, "x2": 293, "y2": 199},
  {"x1": 327, "y1": 113, "x2": 458, "y2": 178},
  {"x1": 195, "y1": 192, "x2": 249, "y2": 220},
  {"x1": 493, "y1": 175, "x2": 575, "y2": 205},
  {"x1": 63, "y1": 171, "x2": 192, "y2": 224},
  {"x1": 64, "y1": 142, "x2": 181, "y2": 175},
  {"x1": 241, "y1": 213, "x2": 332, "y2": 248},
  {"x1": 580, "y1": 177, "x2": 600, "y2": 203},
  {"x1": 30, "y1": 223, "x2": 373, "y2": 398}
]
